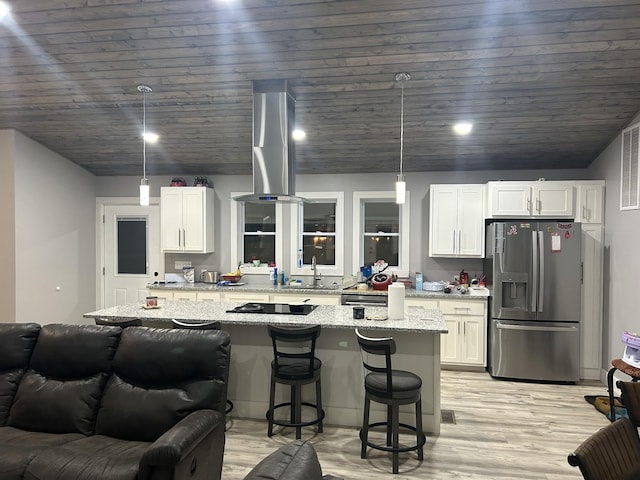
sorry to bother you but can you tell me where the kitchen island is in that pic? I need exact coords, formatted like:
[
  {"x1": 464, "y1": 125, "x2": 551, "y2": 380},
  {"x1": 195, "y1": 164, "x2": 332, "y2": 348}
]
[{"x1": 84, "y1": 301, "x2": 447, "y2": 434}]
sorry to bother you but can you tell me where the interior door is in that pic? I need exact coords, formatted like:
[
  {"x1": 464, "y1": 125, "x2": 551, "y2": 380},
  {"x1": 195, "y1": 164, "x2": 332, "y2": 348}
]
[{"x1": 103, "y1": 204, "x2": 162, "y2": 307}]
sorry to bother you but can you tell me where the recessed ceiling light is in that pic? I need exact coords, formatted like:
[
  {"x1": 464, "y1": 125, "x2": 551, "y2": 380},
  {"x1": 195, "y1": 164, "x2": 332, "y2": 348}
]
[
  {"x1": 292, "y1": 129, "x2": 306, "y2": 141},
  {"x1": 143, "y1": 132, "x2": 159, "y2": 143},
  {"x1": 453, "y1": 122, "x2": 473, "y2": 135},
  {"x1": 0, "y1": 2, "x2": 10, "y2": 20}
]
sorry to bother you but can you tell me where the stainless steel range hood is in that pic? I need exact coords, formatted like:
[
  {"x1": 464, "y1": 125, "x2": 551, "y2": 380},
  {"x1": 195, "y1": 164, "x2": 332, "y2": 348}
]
[{"x1": 233, "y1": 80, "x2": 306, "y2": 204}]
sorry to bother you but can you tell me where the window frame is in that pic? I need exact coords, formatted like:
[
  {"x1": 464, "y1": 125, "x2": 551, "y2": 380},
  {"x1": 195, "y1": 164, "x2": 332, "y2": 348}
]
[
  {"x1": 352, "y1": 191, "x2": 410, "y2": 277},
  {"x1": 230, "y1": 192, "x2": 284, "y2": 275},
  {"x1": 290, "y1": 192, "x2": 344, "y2": 277}
]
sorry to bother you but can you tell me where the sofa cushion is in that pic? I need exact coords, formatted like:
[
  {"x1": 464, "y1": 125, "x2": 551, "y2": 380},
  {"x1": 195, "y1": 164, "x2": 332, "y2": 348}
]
[
  {"x1": 95, "y1": 327, "x2": 231, "y2": 442},
  {"x1": 0, "y1": 323, "x2": 40, "y2": 426},
  {"x1": 243, "y1": 440, "x2": 324, "y2": 480},
  {"x1": 8, "y1": 324, "x2": 122, "y2": 435},
  {"x1": 23, "y1": 435, "x2": 151, "y2": 480},
  {"x1": 0, "y1": 426, "x2": 84, "y2": 480}
]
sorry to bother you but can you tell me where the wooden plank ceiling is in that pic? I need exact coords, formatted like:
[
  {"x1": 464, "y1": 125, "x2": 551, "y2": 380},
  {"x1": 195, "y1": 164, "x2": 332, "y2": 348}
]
[{"x1": 1, "y1": 0, "x2": 639, "y2": 176}]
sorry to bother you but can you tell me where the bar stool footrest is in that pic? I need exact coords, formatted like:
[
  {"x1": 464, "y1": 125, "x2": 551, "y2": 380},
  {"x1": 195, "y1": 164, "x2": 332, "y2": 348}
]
[
  {"x1": 266, "y1": 402, "x2": 325, "y2": 429},
  {"x1": 360, "y1": 421, "x2": 426, "y2": 454}
]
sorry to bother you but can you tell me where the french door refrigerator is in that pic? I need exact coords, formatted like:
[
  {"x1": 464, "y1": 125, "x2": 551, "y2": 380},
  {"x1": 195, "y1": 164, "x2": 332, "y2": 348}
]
[{"x1": 485, "y1": 221, "x2": 581, "y2": 382}]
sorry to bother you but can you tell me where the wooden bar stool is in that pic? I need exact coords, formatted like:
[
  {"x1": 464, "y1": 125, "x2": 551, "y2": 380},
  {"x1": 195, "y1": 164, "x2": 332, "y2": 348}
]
[
  {"x1": 355, "y1": 328, "x2": 426, "y2": 474},
  {"x1": 266, "y1": 325, "x2": 324, "y2": 439},
  {"x1": 607, "y1": 358, "x2": 640, "y2": 422}
]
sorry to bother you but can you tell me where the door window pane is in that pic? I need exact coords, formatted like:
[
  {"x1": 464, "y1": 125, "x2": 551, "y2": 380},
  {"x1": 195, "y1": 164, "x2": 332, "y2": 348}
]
[{"x1": 117, "y1": 217, "x2": 147, "y2": 274}]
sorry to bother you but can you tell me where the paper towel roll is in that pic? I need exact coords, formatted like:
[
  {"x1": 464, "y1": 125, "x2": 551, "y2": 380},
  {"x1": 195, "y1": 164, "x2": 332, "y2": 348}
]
[{"x1": 387, "y1": 282, "x2": 405, "y2": 320}]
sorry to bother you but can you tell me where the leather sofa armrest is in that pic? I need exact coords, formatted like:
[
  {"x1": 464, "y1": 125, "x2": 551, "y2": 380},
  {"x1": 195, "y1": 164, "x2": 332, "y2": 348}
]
[{"x1": 139, "y1": 409, "x2": 224, "y2": 469}]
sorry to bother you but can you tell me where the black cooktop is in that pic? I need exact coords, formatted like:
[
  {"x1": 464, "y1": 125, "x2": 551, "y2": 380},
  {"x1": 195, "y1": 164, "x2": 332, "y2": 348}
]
[{"x1": 226, "y1": 302, "x2": 318, "y2": 315}]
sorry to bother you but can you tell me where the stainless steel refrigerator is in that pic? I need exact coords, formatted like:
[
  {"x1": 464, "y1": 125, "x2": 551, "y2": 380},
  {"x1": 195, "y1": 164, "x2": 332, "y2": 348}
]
[{"x1": 484, "y1": 221, "x2": 581, "y2": 382}]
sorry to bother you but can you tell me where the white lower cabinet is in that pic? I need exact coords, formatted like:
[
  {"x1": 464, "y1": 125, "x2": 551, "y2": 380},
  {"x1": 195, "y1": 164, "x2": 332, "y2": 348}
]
[
  {"x1": 152, "y1": 290, "x2": 174, "y2": 302},
  {"x1": 220, "y1": 291, "x2": 271, "y2": 303},
  {"x1": 196, "y1": 291, "x2": 222, "y2": 302},
  {"x1": 405, "y1": 296, "x2": 487, "y2": 368},
  {"x1": 271, "y1": 294, "x2": 340, "y2": 305},
  {"x1": 439, "y1": 299, "x2": 487, "y2": 367},
  {"x1": 173, "y1": 291, "x2": 198, "y2": 301}
]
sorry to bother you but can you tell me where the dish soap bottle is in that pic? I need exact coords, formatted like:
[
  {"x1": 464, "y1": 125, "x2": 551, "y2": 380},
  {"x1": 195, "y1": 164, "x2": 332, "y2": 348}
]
[{"x1": 297, "y1": 249, "x2": 303, "y2": 268}]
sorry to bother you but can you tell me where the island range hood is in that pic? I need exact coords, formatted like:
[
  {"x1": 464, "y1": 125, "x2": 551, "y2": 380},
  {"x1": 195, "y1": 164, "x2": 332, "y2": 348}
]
[{"x1": 233, "y1": 80, "x2": 306, "y2": 204}]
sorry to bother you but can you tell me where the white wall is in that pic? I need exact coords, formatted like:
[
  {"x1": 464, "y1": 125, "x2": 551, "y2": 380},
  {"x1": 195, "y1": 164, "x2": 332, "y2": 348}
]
[
  {"x1": 589, "y1": 111, "x2": 640, "y2": 367},
  {"x1": 0, "y1": 130, "x2": 16, "y2": 322},
  {"x1": 13, "y1": 131, "x2": 97, "y2": 324}
]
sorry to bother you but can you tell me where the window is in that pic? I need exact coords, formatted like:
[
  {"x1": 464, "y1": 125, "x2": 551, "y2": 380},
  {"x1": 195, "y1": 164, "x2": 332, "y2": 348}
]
[
  {"x1": 230, "y1": 194, "x2": 283, "y2": 274},
  {"x1": 353, "y1": 191, "x2": 410, "y2": 276},
  {"x1": 117, "y1": 217, "x2": 147, "y2": 275},
  {"x1": 363, "y1": 202, "x2": 399, "y2": 266},
  {"x1": 291, "y1": 192, "x2": 344, "y2": 276},
  {"x1": 243, "y1": 203, "x2": 276, "y2": 264}
]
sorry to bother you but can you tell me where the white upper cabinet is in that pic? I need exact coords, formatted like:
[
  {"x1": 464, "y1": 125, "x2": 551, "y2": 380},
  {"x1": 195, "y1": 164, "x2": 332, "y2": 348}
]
[
  {"x1": 161, "y1": 187, "x2": 215, "y2": 253},
  {"x1": 575, "y1": 181, "x2": 604, "y2": 224},
  {"x1": 487, "y1": 181, "x2": 574, "y2": 218},
  {"x1": 429, "y1": 184, "x2": 485, "y2": 257}
]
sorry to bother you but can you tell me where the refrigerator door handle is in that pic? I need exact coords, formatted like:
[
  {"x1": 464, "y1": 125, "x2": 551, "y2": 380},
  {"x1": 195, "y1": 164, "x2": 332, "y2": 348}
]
[
  {"x1": 538, "y1": 231, "x2": 545, "y2": 312},
  {"x1": 531, "y1": 230, "x2": 538, "y2": 312},
  {"x1": 495, "y1": 321, "x2": 578, "y2": 333}
]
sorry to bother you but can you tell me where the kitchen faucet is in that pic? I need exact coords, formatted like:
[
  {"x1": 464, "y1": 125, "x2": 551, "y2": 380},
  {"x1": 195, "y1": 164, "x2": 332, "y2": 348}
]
[{"x1": 311, "y1": 255, "x2": 322, "y2": 287}]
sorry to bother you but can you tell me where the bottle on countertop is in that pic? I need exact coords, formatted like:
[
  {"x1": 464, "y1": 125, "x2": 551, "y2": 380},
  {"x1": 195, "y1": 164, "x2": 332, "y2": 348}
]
[
  {"x1": 273, "y1": 267, "x2": 278, "y2": 286},
  {"x1": 297, "y1": 249, "x2": 303, "y2": 268},
  {"x1": 415, "y1": 272, "x2": 423, "y2": 291}
]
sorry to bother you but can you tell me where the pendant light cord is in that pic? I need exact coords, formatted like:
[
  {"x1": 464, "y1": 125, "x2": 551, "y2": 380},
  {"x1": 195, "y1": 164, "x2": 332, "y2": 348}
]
[
  {"x1": 142, "y1": 87, "x2": 147, "y2": 180},
  {"x1": 400, "y1": 84, "x2": 404, "y2": 177}
]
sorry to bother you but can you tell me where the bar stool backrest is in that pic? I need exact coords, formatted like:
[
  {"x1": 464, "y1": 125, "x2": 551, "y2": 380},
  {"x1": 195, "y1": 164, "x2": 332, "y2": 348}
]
[
  {"x1": 355, "y1": 328, "x2": 396, "y2": 393},
  {"x1": 171, "y1": 319, "x2": 222, "y2": 330},
  {"x1": 268, "y1": 325, "x2": 321, "y2": 377},
  {"x1": 95, "y1": 318, "x2": 142, "y2": 328}
]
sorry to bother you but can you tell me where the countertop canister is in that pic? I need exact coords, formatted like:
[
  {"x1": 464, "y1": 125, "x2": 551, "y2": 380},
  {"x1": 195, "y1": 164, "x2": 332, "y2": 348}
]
[{"x1": 387, "y1": 282, "x2": 405, "y2": 320}]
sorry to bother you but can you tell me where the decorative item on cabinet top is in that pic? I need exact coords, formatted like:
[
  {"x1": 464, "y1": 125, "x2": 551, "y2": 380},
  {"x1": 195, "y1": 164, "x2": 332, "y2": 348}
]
[{"x1": 168, "y1": 176, "x2": 211, "y2": 187}]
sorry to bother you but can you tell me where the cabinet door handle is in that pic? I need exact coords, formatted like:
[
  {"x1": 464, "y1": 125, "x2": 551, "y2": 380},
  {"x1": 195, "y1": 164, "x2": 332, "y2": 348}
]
[
  {"x1": 452, "y1": 230, "x2": 456, "y2": 252},
  {"x1": 536, "y1": 199, "x2": 541, "y2": 213},
  {"x1": 458, "y1": 230, "x2": 461, "y2": 253},
  {"x1": 177, "y1": 229, "x2": 181, "y2": 247},
  {"x1": 527, "y1": 198, "x2": 532, "y2": 212}
]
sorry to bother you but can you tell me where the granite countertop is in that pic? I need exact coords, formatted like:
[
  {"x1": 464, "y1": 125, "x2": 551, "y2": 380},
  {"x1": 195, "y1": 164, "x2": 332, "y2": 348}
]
[
  {"x1": 147, "y1": 282, "x2": 490, "y2": 299},
  {"x1": 84, "y1": 301, "x2": 447, "y2": 333}
]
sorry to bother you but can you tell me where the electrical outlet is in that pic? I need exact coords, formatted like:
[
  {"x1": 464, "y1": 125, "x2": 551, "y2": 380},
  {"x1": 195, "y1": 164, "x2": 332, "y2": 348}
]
[{"x1": 174, "y1": 261, "x2": 192, "y2": 270}]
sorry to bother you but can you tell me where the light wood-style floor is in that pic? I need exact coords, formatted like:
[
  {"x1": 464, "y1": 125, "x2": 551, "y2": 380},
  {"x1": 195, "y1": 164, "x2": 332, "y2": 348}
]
[{"x1": 222, "y1": 370, "x2": 610, "y2": 479}]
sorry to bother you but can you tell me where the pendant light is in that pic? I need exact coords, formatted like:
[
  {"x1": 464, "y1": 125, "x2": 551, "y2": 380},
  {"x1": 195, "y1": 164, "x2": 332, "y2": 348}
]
[
  {"x1": 394, "y1": 72, "x2": 411, "y2": 204},
  {"x1": 137, "y1": 84, "x2": 152, "y2": 206}
]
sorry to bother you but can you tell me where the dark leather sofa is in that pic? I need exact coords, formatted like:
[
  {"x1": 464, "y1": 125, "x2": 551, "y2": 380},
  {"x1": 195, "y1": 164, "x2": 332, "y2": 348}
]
[
  {"x1": 243, "y1": 440, "x2": 343, "y2": 480},
  {"x1": 0, "y1": 322, "x2": 231, "y2": 480}
]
